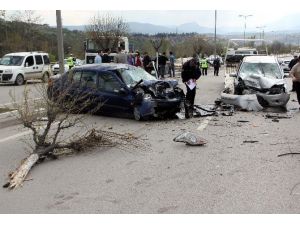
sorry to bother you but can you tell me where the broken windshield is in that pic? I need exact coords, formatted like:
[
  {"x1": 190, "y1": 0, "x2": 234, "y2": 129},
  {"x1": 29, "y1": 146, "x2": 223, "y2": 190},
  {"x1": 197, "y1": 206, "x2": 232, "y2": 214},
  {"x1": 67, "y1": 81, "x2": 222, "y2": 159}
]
[
  {"x1": 118, "y1": 67, "x2": 157, "y2": 87},
  {"x1": 0, "y1": 56, "x2": 24, "y2": 66},
  {"x1": 239, "y1": 62, "x2": 282, "y2": 79}
]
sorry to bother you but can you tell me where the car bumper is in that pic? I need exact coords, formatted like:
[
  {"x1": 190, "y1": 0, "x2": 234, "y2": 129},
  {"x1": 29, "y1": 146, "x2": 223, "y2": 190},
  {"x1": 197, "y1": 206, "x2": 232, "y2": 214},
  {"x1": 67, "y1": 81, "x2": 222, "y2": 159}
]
[
  {"x1": 139, "y1": 98, "x2": 182, "y2": 117},
  {"x1": 0, "y1": 74, "x2": 14, "y2": 83},
  {"x1": 256, "y1": 92, "x2": 290, "y2": 107}
]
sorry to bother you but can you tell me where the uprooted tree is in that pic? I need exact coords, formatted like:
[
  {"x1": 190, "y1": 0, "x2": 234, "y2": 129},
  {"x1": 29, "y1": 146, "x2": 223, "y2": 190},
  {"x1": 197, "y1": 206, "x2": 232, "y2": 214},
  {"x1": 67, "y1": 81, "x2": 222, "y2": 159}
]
[
  {"x1": 3, "y1": 82, "x2": 146, "y2": 189},
  {"x1": 85, "y1": 13, "x2": 129, "y2": 51}
]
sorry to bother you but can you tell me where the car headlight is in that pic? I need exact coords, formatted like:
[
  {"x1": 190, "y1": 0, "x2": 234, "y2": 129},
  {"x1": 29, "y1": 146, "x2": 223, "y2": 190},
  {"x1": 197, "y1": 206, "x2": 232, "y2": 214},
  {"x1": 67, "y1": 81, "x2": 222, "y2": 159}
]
[
  {"x1": 143, "y1": 93, "x2": 152, "y2": 100},
  {"x1": 4, "y1": 69, "x2": 12, "y2": 73}
]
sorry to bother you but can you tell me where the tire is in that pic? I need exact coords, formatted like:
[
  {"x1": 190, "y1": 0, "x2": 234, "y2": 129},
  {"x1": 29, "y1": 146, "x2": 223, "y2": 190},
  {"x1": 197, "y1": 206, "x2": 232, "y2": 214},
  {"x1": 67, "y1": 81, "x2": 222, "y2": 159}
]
[
  {"x1": 15, "y1": 74, "x2": 24, "y2": 86},
  {"x1": 133, "y1": 107, "x2": 142, "y2": 121},
  {"x1": 42, "y1": 72, "x2": 49, "y2": 83}
]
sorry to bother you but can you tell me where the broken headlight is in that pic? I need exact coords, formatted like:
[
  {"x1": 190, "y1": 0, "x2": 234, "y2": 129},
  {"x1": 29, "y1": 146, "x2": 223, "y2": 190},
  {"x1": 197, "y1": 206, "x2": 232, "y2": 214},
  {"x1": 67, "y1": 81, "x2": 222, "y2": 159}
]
[{"x1": 143, "y1": 93, "x2": 152, "y2": 101}]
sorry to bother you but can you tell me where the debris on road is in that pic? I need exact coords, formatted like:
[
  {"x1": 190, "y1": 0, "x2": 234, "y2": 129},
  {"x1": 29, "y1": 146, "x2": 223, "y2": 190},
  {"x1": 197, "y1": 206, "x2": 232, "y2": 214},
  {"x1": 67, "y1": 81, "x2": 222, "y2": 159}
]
[
  {"x1": 173, "y1": 132, "x2": 207, "y2": 146},
  {"x1": 278, "y1": 152, "x2": 300, "y2": 157},
  {"x1": 220, "y1": 93, "x2": 264, "y2": 111},
  {"x1": 237, "y1": 120, "x2": 250, "y2": 123},
  {"x1": 243, "y1": 140, "x2": 259, "y2": 143},
  {"x1": 265, "y1": 114, "x2": 292, "y2": 119}
]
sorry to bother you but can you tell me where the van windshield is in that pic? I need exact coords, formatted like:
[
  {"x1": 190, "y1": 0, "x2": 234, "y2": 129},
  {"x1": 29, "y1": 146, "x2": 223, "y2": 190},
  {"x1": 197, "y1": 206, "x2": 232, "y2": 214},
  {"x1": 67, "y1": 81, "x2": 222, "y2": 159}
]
[{"x1": 0, "y1": 56, "x2": 24, "y2": 66}]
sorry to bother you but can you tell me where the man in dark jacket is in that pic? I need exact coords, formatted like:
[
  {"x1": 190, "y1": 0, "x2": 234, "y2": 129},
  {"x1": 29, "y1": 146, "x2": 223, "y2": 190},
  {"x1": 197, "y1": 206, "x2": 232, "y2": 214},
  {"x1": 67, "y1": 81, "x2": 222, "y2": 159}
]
[
  {"x1": 289, "y1": 55, "x2": 299, "y2": 92},
  {"x1": 213, "y1": 57, "x2": 221, "y2": 76},
  {"x1": 158, "y1": 52, "x2": 168, "y2": 79},
  {"x1": 181, "y1": 54, "x2": 201, "y2": 118},
  {"x1": 142, "y1": 52, "x2": 152, "y2": 74},
  {"x1": 102, "y1": 48, "x2": 111, "y2": 63}
]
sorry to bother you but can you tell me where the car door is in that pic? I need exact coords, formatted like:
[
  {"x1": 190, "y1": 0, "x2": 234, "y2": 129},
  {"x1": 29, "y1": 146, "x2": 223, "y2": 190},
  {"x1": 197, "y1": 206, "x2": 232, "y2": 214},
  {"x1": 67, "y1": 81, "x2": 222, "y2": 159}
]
[
  {"x1": 23, "y1": 55, "x2": 36, "y2": 79},
  {"x1": 34, "y1": 55, "x2": 44, "y2": 78},
  {"x1": 97, "y1": 71, "x2": 133, "y2": 117}
]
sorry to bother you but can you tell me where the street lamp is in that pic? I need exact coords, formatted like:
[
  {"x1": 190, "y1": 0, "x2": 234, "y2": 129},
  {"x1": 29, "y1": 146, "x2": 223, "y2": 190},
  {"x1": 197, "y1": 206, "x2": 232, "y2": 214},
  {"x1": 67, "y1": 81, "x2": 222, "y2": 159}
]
[
  {"x1": 256, "y1": 26, "x2": 266, "y2": 40},
  {"x1": 239, "y1": 14, "x2": 253, "y2": 45}
]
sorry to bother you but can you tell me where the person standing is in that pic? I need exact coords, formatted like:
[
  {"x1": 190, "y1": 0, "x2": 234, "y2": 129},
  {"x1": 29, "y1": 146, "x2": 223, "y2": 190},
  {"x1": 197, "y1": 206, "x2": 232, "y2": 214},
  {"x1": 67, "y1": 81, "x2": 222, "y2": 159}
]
[
  {"x1": 169, "y1": 51, "x2": 176, "y2": 77},
  {"x1": 213, "y1": 57, "x2": 221, "y2": 76},
  {"x1": 94, "y1": 50, "x2": 102, "y2": 64},
  {"x1": 142, "y1": 52, "x2": 152, "y2": 73},
  {"x1": 181, "y1": 54, "x2": 201, "y2": 118},
  {"x1": 289, "y1": 56, "x2": 300, "y2": 109},
  {"x1": 135, "y1": 51, "x2": 143, "y2": 67},
  {"x1": 289, "y1": 55, "x2": 299, "y2": 91},
  {"x1": 102, "y1": 48, "x2": 111, "y2": 63},
  {"x1": 200, "y1": 56, "x2": 208, "y2": 76},
  {"x1": 114, "y1": 47, "x2": 128, "y2": 64},
  {"x1": 158, "y1": 52, "x2": 168, "y2": 79},
  {"x1": 127, "y1": 51, "x2": 135, "y2": 65}
]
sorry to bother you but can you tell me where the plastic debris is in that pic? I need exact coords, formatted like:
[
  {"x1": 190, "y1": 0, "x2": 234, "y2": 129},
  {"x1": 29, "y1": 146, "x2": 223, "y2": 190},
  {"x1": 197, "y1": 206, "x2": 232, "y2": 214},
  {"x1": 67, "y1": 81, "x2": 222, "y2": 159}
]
[{"x1": 173, "y1": 132, "x2": 207, "y2": 146}]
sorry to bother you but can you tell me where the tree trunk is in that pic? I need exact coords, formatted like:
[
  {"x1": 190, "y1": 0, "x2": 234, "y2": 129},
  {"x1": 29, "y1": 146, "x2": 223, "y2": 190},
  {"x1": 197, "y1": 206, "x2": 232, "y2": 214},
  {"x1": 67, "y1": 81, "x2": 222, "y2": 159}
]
[{"x1": 4, "y1": 153, "x2": 39, "y2": 189}]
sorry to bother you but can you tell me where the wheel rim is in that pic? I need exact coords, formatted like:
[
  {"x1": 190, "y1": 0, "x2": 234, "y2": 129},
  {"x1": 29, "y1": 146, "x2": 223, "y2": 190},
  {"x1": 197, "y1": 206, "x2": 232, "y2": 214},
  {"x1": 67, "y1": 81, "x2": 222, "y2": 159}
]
[{"x1": 16, "y1": 75, "x2": 23, "y2": 85}]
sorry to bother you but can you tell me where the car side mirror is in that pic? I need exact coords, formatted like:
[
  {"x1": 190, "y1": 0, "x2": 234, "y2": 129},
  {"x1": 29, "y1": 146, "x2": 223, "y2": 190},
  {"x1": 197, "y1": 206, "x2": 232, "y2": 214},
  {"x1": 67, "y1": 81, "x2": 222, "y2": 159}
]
[
  {"x1": 229, "y1": 73, "x2": 237, "y2": 77},
  {"x1": 25, "y1": 62, "x2": 29, "y2": 67}
]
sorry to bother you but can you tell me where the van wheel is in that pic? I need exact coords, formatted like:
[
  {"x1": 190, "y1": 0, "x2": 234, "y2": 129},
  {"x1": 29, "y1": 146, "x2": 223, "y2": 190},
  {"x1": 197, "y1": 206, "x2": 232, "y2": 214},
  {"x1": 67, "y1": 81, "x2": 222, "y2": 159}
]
[
  {"x1": 15, "y1": 74, "x2": 24, "y2": 86},
  {"x1": 42, "y1": 72, "x2": 49, "y2": 83}
]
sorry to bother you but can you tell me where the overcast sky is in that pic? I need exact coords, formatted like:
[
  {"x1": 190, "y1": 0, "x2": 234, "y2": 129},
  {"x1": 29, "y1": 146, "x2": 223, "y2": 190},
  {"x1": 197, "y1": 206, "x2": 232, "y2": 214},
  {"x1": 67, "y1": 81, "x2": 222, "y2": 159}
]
[
  {"x1": 9, "y1": 10, "x2": 297, "y2": 30},
  {"x1": 3, "y1": 0, "x2": 300, "y2": 31}
]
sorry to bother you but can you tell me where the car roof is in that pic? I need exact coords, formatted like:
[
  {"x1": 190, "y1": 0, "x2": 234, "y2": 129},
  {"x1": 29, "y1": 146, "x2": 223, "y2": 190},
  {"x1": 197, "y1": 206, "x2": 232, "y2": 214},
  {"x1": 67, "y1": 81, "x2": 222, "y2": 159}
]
[
  {"x1": 74, "y1": 63, "x2": 135, "y2": 71},
  {"x1": 5, "y1": 52, "x2": 48, "y2": 57},
  {"x1": 243, "y1": 56, "x2": 277, "y2": 63}
]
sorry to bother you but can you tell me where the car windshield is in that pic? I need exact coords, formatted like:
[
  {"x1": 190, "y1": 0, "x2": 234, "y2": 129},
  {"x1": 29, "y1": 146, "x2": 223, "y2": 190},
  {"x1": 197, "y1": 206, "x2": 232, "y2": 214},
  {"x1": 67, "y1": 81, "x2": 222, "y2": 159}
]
[
  {"x1": 118, "y1": 67, "x2": 157, "y2": 87},
  {"x1": 239, "y1": 62, "x2": 282, "y2": 79},
  {"x1": 0, "y1": 56, "x2": 24, "y2": 66}
]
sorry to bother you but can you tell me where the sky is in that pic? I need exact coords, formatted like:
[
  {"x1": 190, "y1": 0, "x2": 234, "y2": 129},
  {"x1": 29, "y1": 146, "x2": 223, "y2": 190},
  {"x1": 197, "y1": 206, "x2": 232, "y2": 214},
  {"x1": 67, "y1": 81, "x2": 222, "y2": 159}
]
[
  {"x1": 2, "y1": 0, "x2": 300, "y2": 31},
  {"x1": 5, "y1": 9, "x2": 300, "y2": 31}
]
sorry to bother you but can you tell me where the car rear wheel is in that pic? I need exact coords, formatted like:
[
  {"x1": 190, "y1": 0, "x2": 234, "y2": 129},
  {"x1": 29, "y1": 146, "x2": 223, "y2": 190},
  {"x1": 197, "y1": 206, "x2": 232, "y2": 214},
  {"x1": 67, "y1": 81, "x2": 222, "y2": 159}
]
[
  {"x1": 15, "y1": 74, "x2": 24, "y2": 86},
  {"x1": 42, "y1": 72, "x2": 49, "y2": 83}
]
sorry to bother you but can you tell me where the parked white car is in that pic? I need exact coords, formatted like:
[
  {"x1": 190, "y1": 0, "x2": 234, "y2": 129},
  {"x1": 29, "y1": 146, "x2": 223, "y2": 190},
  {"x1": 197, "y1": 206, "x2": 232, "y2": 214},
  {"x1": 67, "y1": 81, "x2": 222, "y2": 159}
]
[
  {"x1": 0, "y1": 52, "x2": 52, "y2": 85},
  {"x1": 52, "y1": 59, "x2": 70, "y2": 75}
]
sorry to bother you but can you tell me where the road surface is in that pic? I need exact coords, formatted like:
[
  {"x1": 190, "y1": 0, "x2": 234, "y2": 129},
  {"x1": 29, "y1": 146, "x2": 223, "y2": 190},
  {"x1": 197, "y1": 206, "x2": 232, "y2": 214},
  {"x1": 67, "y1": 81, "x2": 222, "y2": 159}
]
[{"x1": 0, "y1": 68, "x2": 299, "y2": 213}]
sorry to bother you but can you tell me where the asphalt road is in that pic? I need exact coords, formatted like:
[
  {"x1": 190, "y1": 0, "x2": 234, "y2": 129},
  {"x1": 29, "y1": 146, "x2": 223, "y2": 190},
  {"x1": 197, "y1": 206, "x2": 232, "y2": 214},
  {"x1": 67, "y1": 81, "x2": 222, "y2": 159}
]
[{"x1": 0, "y1": 67, "x2": 299, "y2": 213}]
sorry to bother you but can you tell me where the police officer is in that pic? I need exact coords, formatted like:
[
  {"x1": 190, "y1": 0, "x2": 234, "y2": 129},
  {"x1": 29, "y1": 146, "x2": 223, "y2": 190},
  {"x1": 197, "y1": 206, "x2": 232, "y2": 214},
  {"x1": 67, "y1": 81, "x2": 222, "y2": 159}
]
[{"x1": 200, "y1": 56, "x2": 208, "y2": 76}]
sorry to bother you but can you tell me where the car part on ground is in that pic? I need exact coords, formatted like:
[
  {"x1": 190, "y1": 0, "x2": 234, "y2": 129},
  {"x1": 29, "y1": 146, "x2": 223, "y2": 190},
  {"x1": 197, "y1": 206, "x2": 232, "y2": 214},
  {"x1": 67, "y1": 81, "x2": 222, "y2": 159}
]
[
  {"x1": 173, "y1": 132, "x2": 207, "y2": 146},
  {"x1": 220, "y1": 93, "x2": 264, "y2": 111}
]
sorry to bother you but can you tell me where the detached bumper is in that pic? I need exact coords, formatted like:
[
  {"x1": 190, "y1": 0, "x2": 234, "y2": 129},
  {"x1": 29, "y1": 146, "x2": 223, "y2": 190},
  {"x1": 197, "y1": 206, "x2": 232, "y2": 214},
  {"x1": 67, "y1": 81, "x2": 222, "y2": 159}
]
[{"x1": 256, "y1": 92, "x2": 290, "y2": 107}]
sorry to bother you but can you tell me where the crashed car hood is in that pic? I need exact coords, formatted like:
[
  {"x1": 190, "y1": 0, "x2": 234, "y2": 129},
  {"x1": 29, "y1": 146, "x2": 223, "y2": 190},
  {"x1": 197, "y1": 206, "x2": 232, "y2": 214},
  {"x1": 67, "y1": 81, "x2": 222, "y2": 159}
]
[
  {"x1": 240, "y1": 74, "x2": 286, "y2": 90},
  {"x1": 142, "y1": 79, "x2": 179, "y2": 88}
]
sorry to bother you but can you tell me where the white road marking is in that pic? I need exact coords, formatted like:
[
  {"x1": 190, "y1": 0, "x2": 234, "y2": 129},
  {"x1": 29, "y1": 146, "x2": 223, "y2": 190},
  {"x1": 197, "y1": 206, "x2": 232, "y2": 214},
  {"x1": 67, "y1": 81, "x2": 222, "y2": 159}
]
[
  {"x1": 0, "y1": 130, "x2": 32, "y2": 143},
  {"x1": 0, "y1": 121, "x2": 60, "y2": 143},
  {"x1": 197, "y1": 116, "x2": 213, "y2": 131}
]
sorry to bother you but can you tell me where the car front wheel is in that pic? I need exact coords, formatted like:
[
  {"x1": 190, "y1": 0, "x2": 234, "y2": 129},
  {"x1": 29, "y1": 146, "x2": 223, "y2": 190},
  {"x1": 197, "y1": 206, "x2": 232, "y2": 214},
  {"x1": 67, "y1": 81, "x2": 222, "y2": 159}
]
[{"x1": 15, "y1": 74, "x2": 24, "y2": 86}]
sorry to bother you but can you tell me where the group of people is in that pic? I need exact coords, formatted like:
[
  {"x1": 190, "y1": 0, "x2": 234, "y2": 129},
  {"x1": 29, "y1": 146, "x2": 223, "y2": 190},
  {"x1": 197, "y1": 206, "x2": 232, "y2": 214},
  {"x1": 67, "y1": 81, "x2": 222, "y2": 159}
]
[
  {"x1": 94, "y1": 49, "x2": 177, "y2": 78},
  {"x1": 199, "y1": 56, "x2": 221, "y2": 76}
]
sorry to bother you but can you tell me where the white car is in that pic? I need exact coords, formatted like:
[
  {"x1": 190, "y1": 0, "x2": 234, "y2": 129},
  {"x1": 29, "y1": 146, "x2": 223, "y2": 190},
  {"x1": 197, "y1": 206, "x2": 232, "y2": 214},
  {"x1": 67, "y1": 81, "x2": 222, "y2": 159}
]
[
  {"x1": 52, "y1": 59, "x2": 70, "y2": 75},
  {"x1": 233, "y1": 56, "x2": 290, "y2": 107},
  {"x1": 0, "y1": 52, "x2": 52, "y2": 85}
]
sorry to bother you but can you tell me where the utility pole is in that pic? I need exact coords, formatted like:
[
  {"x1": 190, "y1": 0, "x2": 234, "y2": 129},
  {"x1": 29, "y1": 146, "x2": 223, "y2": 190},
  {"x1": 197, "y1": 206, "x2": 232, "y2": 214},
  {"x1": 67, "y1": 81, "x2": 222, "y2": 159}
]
[
  {"x1": 239, "y1": 14, "x2": 253, "y2": 46},
  {"x1": 56, "y1": 10, "x2": 65, "y2": 74},
  {"x1": 214, "y1": 10, "x2": 217, "y2": 58}
]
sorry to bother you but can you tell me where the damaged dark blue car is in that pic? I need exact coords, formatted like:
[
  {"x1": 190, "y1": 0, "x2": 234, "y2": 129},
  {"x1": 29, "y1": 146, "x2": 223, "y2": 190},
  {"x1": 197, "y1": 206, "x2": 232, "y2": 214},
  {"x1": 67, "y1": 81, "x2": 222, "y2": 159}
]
[{"x1": 48, "y1": 63, "x2": 184, "y2": 120}]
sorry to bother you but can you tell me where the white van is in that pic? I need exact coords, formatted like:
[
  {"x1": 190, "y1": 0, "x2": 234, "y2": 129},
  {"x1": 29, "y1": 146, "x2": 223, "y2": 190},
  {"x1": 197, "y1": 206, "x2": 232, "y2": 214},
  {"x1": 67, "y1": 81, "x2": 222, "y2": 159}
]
[{"x1": 0, "y1": 52, "x2": 52, "y2": 85}]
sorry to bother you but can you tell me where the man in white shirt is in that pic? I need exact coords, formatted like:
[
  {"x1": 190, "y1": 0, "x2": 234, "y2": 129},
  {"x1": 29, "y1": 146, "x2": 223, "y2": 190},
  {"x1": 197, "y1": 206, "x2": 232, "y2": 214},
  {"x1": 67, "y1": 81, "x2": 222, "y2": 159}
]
[{"x1": 94, "y1": 50, "x2": 102, "y2": 64}]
